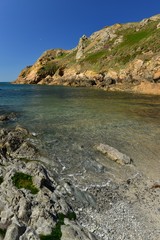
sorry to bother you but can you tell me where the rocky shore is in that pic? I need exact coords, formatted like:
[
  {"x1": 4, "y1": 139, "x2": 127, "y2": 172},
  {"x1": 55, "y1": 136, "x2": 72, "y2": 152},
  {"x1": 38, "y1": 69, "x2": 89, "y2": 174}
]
[
  {"x1": 0, "y1": 115, "x2": 160, "y2": 239},
  {"x1": 0, "y1": 124, "x2": 97, "y2": 240}
]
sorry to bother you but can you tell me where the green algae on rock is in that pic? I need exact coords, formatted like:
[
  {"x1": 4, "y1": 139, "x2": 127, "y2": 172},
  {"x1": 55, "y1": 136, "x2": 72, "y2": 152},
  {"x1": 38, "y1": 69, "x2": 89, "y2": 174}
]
[{"x1": 12, "y1": 172, "x2": 39, "y2": 194}]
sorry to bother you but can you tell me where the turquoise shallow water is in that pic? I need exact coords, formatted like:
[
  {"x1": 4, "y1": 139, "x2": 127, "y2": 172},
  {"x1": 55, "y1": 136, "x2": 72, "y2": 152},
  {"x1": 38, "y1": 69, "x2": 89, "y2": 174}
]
[{"x1": 0, "y1": 82, "x2": 160, "y2": 183}]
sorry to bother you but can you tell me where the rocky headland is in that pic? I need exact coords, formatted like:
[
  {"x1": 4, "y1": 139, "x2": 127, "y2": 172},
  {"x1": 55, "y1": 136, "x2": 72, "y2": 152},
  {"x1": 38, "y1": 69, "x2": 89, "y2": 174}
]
[
  {"x1": 14, "y1": 14, "x2": 160, "y2": 95},
  {"x1": 0, "y1": 115, "x2": 160, "y2": 240}
]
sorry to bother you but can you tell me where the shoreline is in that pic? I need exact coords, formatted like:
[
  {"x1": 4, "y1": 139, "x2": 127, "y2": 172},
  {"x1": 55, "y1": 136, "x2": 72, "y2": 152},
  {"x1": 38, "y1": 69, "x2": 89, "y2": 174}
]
[
  {"x1": 12, "y1": 80, "x2": 160, "y2": 96},
  {"x1": 0, "y1": 116, "x2": 160, "y2": 239}
]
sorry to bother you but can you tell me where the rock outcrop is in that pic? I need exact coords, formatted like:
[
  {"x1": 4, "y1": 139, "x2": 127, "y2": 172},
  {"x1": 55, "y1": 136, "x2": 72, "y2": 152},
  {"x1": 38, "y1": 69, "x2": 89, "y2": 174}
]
[
  {"x1": 0, "y1": 126, "x2": 96, "y2": 240},
  {"x1": 76, "y1": 35, "x2": 88, "y2": 60}
]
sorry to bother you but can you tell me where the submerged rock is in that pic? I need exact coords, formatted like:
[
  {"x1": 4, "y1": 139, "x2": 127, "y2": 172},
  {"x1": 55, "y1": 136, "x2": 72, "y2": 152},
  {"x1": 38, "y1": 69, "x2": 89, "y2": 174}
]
[
  {"x1": 0, "y1": 113, "x2": 17, "y2": 122},
  {"x1": 96, "y1": 143, "x2": 132, "y2": 165}
]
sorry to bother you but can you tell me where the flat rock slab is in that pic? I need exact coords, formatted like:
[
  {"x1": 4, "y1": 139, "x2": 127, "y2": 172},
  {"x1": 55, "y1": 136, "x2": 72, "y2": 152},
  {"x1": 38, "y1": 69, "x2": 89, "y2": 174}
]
[{"x1": 96, "y1": 143, "x2": 132, "y2": 165}]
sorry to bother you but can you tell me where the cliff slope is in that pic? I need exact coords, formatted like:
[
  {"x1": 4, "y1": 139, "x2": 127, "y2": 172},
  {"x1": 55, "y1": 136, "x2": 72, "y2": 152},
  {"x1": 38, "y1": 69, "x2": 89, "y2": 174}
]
[{"x1": 14, "y1": 14, "x2": 160, "y2": 94}]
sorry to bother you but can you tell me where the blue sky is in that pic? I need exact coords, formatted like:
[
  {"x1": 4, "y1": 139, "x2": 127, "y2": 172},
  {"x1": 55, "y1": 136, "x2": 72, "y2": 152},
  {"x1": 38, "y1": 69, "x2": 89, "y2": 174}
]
[{"x1": 0, "y1": 0, "x2": 160, "y2": 82}]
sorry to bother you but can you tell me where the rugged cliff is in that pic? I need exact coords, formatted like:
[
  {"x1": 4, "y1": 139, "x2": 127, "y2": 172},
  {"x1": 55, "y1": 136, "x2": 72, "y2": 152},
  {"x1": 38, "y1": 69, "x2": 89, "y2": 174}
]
[{"x1": 14, "y1": 14, "x2": 160, "y2": 94}]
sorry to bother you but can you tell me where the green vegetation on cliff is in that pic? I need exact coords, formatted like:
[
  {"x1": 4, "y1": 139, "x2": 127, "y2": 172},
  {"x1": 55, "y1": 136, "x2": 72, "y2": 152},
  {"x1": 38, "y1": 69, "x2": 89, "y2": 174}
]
[
  {"x1": 82, "y1": 20, "x2": 160, "y2": 70},
  {"x1": 37, "y1": 61, "x2": 59, "y2": 77}
]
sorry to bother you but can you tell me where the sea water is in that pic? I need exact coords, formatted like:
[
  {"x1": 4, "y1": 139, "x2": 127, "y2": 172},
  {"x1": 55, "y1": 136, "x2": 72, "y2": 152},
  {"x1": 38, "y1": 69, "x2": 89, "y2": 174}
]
[{"x1": 0, "y1": 82, "x2": 160, "y2": 184}]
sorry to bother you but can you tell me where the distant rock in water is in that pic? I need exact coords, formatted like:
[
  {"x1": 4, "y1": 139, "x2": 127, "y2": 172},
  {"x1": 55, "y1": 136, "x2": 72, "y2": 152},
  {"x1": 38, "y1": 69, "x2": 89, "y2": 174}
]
[
  {"x1": 0, "y1": 113, "x2": 17, "y2": 122},
  {"x1": 0, "y1": 114, "x2": 9, "y2": 121}
]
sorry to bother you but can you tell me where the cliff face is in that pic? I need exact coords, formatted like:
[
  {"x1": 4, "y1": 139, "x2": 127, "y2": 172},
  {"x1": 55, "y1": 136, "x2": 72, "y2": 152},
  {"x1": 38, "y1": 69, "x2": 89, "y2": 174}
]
[{"x1": 14, "y1": 14, "x2": 160, "y2": 94}]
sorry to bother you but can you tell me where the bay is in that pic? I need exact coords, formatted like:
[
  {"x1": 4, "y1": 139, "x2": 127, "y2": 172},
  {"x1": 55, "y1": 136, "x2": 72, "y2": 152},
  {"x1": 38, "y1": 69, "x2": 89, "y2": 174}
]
[{"x1": 0, "y1": 82, "x2": 160, "y2": 184}]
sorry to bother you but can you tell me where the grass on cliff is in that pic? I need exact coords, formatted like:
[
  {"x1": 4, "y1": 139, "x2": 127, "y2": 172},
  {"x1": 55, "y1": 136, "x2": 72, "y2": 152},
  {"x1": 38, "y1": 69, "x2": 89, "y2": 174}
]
[
  {"x1": 37, "y1": 61, "x2": 59, "y2": 77},
  {"x1": 12, "y1": 172, "x2": 39, "y2": 194},
  {"x1": 110, "y1": 20, "x2": 160, "y2": 65},
  {"x1": 80, "y1": 20, "x2": 160, "y2": 70},
  {"x1": 120, "y1": 29, "x2": 153, "y2": 47},
  {"x1": 57, "y1": 50, "x2": 77, "y2": 67},
  {"x1": 40, "y1": 212, "x2": 76, "y2": 240},
  {"x1": 84, "y1": 51, "x2": 106, "y2": 64}
]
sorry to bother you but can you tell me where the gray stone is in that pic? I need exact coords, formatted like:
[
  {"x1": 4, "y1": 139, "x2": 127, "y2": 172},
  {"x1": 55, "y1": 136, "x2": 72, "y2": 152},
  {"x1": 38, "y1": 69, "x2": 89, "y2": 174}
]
[
  {"x1": 61, "y1": 218, "x2": 96, "y2": 240},
  {"x1": 19, "y1": 227, "x2": 39, "y2": 240},
  {"x1": 3, "y1": 223, "x2": 20, "y2": 240},
  {"x1": 12, "y1": 141, "x2": 39, "y2": 160},
  {"x1": 58, "y1": 198, "x2": 70, "y2": 215},
  {"x1": 0, "y1": 206, "x2": 14, "y2": 226},
  {"x1": 18, "y1": 198, "x2": 31, "y2": 222}
]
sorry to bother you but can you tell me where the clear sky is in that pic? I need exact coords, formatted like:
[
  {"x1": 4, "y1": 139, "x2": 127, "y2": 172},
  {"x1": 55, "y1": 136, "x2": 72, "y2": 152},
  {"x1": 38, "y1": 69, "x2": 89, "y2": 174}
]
[{"x1": 0, "y1": 0, "x2": 160, "y2": 82}]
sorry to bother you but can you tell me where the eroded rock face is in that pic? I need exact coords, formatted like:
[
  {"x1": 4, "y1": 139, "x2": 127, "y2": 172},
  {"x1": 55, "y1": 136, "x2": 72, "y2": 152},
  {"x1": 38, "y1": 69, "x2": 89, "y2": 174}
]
[
  {"x1": 76, "y1": 35, "x2": 88, "y2": 60},
  {"x1": 0, "y1": 126, "x2": 96, "y2": 240}
]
